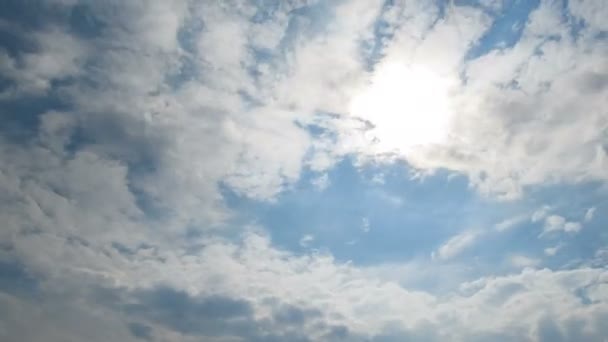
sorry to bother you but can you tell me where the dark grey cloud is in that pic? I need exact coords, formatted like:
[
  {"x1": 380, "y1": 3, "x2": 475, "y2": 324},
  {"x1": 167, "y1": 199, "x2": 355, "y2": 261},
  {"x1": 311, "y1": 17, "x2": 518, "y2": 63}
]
[
  {"x1": 0, "y1": 0, "x2": 71, "y2": 54},
  {"x1": 127, "y1": 322, "x2": 154, "y2": 341},
  {"x1": 579, "y1": 70, "x2": 608, "y2": 93},
  {"x1": 273, "y1": 303, "x2": 322, "y2": 326},
  {"x1": 126, "y1": 287, "x2": 254, "y2": 335},
  {"x1": 0, "y1": 261, "x2": 38, "y2": 296},
  {"x1": 122, "y1": 286, "x2": 335, "y2": 341}
]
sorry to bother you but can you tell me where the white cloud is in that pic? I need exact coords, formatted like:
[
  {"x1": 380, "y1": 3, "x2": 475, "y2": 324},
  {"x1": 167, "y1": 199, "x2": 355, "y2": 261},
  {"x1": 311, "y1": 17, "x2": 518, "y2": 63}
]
[
  {"x1": 509, "y1": 255, "x2": 541, "y2": 269},
  {"x1": 541, "y1": 215, "x2": 583, "y2": 236},
  {"x1": 568, "y1": 0, "x2": 608, "y2": 32},
  {"x1": 311, "y1": 173, "x2": 330, "y2": 191},
  {"x1": 434, "y1": 230, "x2": 480, "y2": 260},
  {"x1": 3, "y1": 0, "x2": 607, "y2": 207},
  {"x1": 544, "y1": 245, "x2": 562, "y2": 256},
  {"x1": 371, "y1": 173, "x2": 386, "y2": 184},
  {"x1": 564, "y1": 221, "x2": 583, "y2": 233},
  {"x1": 532, "y1": 206, "x2": 551, "y2": 223},
  {"x1": 585, "y1": 207, "x2": 596, "y2": 222},
  {"x1": 495, "y1": 214, "x2": 527, "y2": 232},
  {"x1": 331, "y1": 0, "x2": 608, "y2": 200},
  {"x1": 4, "y1": 230, "x2": 608, "y2": 341},
  {"x1": 361, "y1": 217, "x2": 371, "y2": 233},
  {"x1": 299, "y1": 234, "x2": 315, "y2": 248}
]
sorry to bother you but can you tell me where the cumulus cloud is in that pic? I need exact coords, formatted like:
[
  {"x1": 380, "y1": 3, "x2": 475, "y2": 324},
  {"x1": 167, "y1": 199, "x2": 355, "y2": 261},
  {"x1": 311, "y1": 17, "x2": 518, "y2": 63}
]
[
  {"x1": 541, "y1": 215, "x2": 583, "y2": 236},
  {"x1": 333, "y1": 0, "x2": 608, "y2": 199},
  {"x1": 2, "y1": 233, "x2": 608, "y2": 341}
]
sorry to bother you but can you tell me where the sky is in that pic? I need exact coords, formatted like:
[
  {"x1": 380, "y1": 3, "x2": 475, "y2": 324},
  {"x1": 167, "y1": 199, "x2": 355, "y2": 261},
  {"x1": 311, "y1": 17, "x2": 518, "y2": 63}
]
[{"x1": 0, "y1": 0, "x2": 607, "y2": 341}]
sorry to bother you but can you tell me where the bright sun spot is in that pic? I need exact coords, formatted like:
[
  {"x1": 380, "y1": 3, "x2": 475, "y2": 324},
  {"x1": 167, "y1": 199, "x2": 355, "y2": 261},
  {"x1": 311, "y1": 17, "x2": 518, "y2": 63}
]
[{"x1": 350, "y1": 62, "x2": 455, "y2": 152}]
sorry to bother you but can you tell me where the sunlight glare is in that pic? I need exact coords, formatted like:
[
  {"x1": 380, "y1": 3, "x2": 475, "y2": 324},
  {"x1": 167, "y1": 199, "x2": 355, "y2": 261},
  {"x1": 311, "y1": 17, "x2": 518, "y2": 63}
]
[{"x1": 350, "y1": 62, "x2": 455, "y2": 152}]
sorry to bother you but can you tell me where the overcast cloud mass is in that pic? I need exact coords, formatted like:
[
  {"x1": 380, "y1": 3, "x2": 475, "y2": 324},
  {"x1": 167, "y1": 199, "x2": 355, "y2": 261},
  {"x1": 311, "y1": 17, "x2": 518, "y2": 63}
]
[{"x1": 1, "y1": 0, "x2": 608, "y2": 341}]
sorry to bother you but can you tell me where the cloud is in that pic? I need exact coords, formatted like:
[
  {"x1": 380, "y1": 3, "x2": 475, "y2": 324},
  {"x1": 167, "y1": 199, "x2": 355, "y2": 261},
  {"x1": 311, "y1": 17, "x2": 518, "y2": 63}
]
[
  {"x1": 124, "y1": 288, "x2": 257, "y2": 336},
  {"x1": 495, "y1": 214, "x2": 527, "y2": 232},
  {"x1": 568, "y1": 0, "x2": 608, "y2": 32},
  {"x1": 544, "y1": 245, "x2": 562, "y2": 257},
  {"x1": 2, "y1": 233, "x2": 608, "y2": 341},
  {"x1": 584, "y1": 207, "x2": 596, "y2": 222},
  {"x1": 0, "y1": 290, "x2": 142, "y2": 342},
  {"x1": 311, "y1": 173, "x2": 330, "y2": 191},
  {"x1": 127, "y1": 322, "x2": 153, "y2": 341},
  {"x1": 541, "y1": 215, "x2": 583, "y2": 236},
  {"x1": 361, "y1": 217, "x2": 371, "y2": 233},
  {"x1": 299, "y1": 234, "x2": 315, "y2": 248},
  {"x1": 509, "y1": 255, "x2": 541, "y2": 269},
  {"x1": 532, "y1": 206, "x2": 551, "y2": 223},
  {"x1": 333, "y1": 0, "x2": 608, "y2": 200},
  {"x1": 1, "y1": 0, "x2": 607, "y2": 204},
  {"x1": 0, "y1": 0, "x2": 338, "y2": 235},
  {"x1": 433, "y1": 230, "x2": 480, "y2": 260}
]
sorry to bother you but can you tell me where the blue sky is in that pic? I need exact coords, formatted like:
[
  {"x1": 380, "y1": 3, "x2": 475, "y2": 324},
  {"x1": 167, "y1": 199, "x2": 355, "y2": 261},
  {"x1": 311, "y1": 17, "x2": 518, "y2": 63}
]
[{"x1": 1, "y1": 0, "x2": 608, "y2": 341}]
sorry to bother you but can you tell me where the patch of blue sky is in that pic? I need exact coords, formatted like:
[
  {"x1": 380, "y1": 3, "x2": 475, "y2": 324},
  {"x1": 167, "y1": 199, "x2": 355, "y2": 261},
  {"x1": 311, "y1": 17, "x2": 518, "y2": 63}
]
[
  {"x1": 299, "y1": 111, "x2": 343, "y2": 137},
  {"x1": 251, "y1": 0, "x2": 282, "y2": 24},
  {"x1": 166, "y1": 19, "x2": 204, "y2": 89},
  {"x1": 68, "y1": 3, "x2": 106, "y2": 39},
  {"x1": 223, "y1": 153, "x2": 607, "y2": 277},
  {"x1": 430, "y1": 180, "x2": 607, "y2": 273},
  {"x1": 0, "y1": 0, "x2": 66, "y2": 33},
  {"x1": 225, "y1": 157, "x2": 516, "y2": 265},
  {"x1": 454, "y1": 0, "x2": 502, "y2": 14},
  {"x1": 0, "y1": 91, "x2": 68, "y2": 141},
  {"x1": 527, "y1": 182, "x2": 608, "y2": 260},
  {"x1": 559, "y1": 0, "x2": 588, "y2": 39},
  {"x1": 0, "y1": 3, "x2": 95, "y2": 142},
  {"x1": 276, "y1": 1, "x2": 335, "y2": 53},
  {"x1": 359, "y1": 0, "x2": 400, "y2": 71},
  {"x1": 435, "y1": 0, "x2": 449, "y2": 21},
  {"x1": 361, "y1": 0, "x2": 444, "y2": 71},
  {"x1": 466, "y1": 0, "x2": 540, "y2": 60}
]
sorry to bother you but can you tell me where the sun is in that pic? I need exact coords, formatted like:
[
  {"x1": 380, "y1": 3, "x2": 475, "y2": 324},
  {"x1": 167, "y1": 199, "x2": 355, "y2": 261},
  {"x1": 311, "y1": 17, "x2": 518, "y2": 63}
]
[{"x1": 350, "y1": 62, "x2": 455, "y2": 153}]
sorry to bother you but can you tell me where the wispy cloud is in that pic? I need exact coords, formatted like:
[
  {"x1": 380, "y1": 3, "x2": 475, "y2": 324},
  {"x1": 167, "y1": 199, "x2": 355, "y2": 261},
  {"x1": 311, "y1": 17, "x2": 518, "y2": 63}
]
[
  {"x1": 311, "y1": 173, "x2": 330, "y2": 191},
  {"x1": 509, "y1": 255, "x2": 541, "y2": 269},
  {"x1": 544, "y1": 245, "x2": 562, "y2": 256},
  {"x1": 361, "y1": 217, "x2": 371, "y2": 233},
  {"x1": 433, "y1": 230, "x2": 480, "y2": 260},
  {"x1": 494, "y1": 214, "x2": 527, "y2": 232},
  {"x1": 531, "y1": 206, "x2": 551, "y2": 223},
  {"x1": 584, "y1": 207, "x2": 596, "y2": 222},
  {"x1": 299, "y1": 234, "x2": 315, "y2": 248}
]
